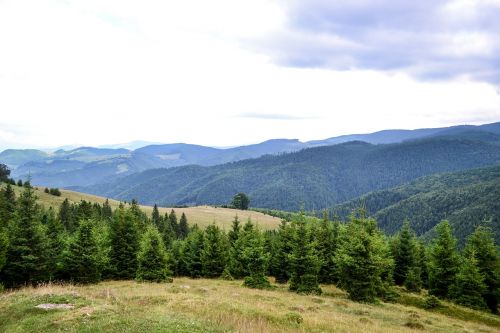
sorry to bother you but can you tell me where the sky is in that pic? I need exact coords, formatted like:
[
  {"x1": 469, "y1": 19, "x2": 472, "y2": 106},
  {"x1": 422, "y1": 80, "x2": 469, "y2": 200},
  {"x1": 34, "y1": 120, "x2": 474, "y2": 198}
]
[{"x1": 1, "y1": 0, "x2": 500, "y2": 150}]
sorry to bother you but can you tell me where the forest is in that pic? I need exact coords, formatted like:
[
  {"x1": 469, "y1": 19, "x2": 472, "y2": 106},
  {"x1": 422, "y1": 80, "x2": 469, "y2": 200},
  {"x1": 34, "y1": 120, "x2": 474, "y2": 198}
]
[{"x1": 1, "y1": 179, "x2": 498, "y2": 314}]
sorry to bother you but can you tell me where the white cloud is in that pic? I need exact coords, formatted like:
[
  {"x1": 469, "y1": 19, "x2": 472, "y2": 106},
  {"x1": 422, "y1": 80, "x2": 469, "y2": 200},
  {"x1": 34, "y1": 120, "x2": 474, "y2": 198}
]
[{"x1": 0, "y1": 0, "x2": 499, "y2": 150}]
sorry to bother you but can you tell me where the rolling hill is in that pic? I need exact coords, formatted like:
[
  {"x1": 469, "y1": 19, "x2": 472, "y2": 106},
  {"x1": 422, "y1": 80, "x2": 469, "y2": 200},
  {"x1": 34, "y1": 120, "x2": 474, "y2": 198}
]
[
  {"x1": 1, "y1": 184, "x2": 281, "y2": 230},
  {"x1": 80, "y1": 137, "x2": 500, "y2": 211},
  {"x1": 332, "y1": 165, "x2": 500, "y2": 244}
]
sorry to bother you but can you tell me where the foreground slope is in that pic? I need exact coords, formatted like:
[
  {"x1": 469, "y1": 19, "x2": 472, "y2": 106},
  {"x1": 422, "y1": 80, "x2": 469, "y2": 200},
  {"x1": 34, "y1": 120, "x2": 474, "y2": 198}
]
[
  {"x1": 1, "y1": 279, "x2": 498, "y2": 333},
  {"x1": 332, "y1": 165, "x2": 500, "y2": 244},
  {"x1": 83, "y1": 138, "x2": 500, "y2": 211},
  {"x1": 2, "y1": 184, "x2": 281, "y2": 230}
]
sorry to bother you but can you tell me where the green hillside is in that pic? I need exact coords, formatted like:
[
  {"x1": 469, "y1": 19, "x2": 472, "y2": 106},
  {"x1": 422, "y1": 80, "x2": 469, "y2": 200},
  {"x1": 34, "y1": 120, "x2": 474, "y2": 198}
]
[
  {"x1": 83, "y1": 138, "x2": 500, "y2": 211},
  {"x1": 332, "y1": 166, "x2": 500, "y2": 244}
]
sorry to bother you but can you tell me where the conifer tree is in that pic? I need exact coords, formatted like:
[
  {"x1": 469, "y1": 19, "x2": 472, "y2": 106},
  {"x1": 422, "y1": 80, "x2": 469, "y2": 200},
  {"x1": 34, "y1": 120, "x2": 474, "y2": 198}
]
[
  {"x1": 272, "y1": 221, "x2": 294, "y2": 283},
  {"x1": 178, "y1": 213, "x2": 189, "y2": 239},
  {"x1": 151, "y1": 204, "x2": 161, "y2": 229},
  {"x1": 428, "y1": 220, "x2": 459, "y2": 298},
  {"x1": 45, "y1": 207, "x2": 65, "y2": 280},
  {"x1": 201, "y1": 224, "x2": 226, "y2": 277},
  {"x1": 169, "y1": 210, "x2": 179, "y2": 238},
  {"x1": 2, "y1": 182, "x2": 48, "y2": 286},
  {"x1": 288, "y1": 215, "x2": 322, "y2": 294},
  {"x1": 63, "y1": 220, "x2": 100, "y2": 284},
  {"x1": 58, "y1": 198, "x2": 74, "y2": 232},
  {"x1": 0, "y1": 228, "x2": 7, "y2": 274},
  {"x1": 228, "y1": 219, "x2": 254, "y2": 278},
  {"x1": 392, "y1": 220, "x2": 418, "y2": 286},
  {"x1": 0, "y1": 184, "x2": 16, "y2": 225},
  {"x1": 228, "y1": 215, "x2": 241, "y2": 246},
  {"x1": 102, "y1": 199, "x2": 113, "y2": 219},
  {"x1": 242, "y1": 225, "x2": 270, "y2": 289},
  {"x1": 464, "y1": 225, "x2": 500, "y2": 313},
  {"x1": 449, "y1": 250, "x2": 487, "y2": 309},
  {"x1": 336, "y1": 215, "x2": 393, "y2": 302},
  {"x1": 316, "y1": 211, "x2": 339, "y2": 284},
  {"x1": 181, "y1": 226, "x2": 204, "y2": 278},
  {"x1": 129, "y1": 199, "x2": 147, "y2": 231},
  {"x1": 161, "y1": 216, "x2": 176, "y2": 249},
  {"x1": 109, "y1": 207, "x2": 140, "y2": 279},
  {"x1": 136, "y1": 226, "x2": 173, "y2": 282}
]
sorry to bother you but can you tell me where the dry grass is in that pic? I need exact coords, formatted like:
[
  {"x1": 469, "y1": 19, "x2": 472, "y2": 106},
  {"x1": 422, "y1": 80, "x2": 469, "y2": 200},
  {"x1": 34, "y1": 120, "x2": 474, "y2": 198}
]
[
  {"x1": 1, "y1": 279, "x2": 498, "y2": 333},
  {"x1": 3, "y1": 184, "x2": 281, "y2": 230}
]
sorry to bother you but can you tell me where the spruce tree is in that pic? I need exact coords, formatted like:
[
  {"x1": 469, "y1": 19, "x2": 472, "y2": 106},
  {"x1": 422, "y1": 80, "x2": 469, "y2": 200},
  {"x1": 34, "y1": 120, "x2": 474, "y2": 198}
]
[
  {"x1": 392, "y1": 220, "x2": 418, "y2": 286},
  {"x1": 152, "y1": 204, "x2": 162, "y2": 229},
  {"x1": 0, "y1": 184, "x2": 16, "y2": 225},
  {"x1": 102, "y1": 199, "x2": 113, "y2": 219},
  {"x1": 242, "y1": 225, "x2": 270, "y2": 289},
  {"x1": 45, "y1": 207, "x2": 65, "y2": 280},
  {"x1": 450, "y1": 251, "x2": 487, "y2": 310},
  {"x1": 0, "y1": 227, "x2": 7, "y2": 274},
  {"x1": 316, "y1": 211, "x2": 339, "y2": 284},
  {"x1": 59, "y1": 198, "x2": 74, "y2": 232},
  {"x1": 169, "y1": 210, "x2": 179, "y2": 238},
  {"x1": 272, "y1": 221, "x2": 294, "y2": 283},
  {"x1": 288, "y1": 216, "x2": 322, "y2": 294},
  {"x1": 336, "y1": 215, "x2": 393, "y2": 302},
  {"x1": 178, "y1": 213, "x2": 189, "y2": 239},
  {"x1": 201, "y1": 224, "x2": 226, "y2": 278},
  {"x1": 109, "y1": 207, "x2": 140, "y2": 279},
  {"x1": 63, "y1": 220, "x2": 100, "y2": 284},
  {"x1": 228, "y1": 215, "x2": 241, "y2": 246},
  {"x1": 136, "y1": 226, "x2": 173, "y2": 282},
  {"x1": 181, "y1": 226, "x2": 204, "y2": 278},
  {"x1": 228, "y1": 220, "x2": 254, "y2": 278},
  {"x1": 464, "y1": 225, "x2": 500, "y2": 313},
  {"x1": 2, "y1": 182, "x2": 48, "y2": 286},
  {"x1": 428, "y1": 220, "x2": 459, "y2": 299}
]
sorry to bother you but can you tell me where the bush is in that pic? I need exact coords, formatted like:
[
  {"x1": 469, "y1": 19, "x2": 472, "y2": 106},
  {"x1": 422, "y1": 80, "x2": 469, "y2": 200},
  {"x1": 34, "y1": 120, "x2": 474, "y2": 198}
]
[
  {"x1": 284, "y1": 312, "x2": 303, "y2": 325},
  {"x1": 423, "y1": 295, "x2": 441, "y2": 309},
  {"x1": 243, "y1": 274, "x2": 271, "y2": 289}
]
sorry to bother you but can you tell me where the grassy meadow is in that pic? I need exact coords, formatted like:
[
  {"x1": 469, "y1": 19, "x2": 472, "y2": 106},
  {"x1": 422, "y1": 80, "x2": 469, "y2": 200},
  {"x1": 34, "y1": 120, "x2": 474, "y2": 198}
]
[
  {"x1": 2, "y1": 184, "x2": 282, "y2": 230},
  {"x1": 1, "y1": 278, "x2": 499, "y2": 333}
]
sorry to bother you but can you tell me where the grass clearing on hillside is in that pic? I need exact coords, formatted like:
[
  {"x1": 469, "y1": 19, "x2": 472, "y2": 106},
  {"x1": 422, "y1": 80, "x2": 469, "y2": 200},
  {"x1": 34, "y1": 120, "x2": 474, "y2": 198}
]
[
  {"x1": 1, "y1": 279, "x2": 498, "y2": 333},
  {"x1": 2, "y1": 184, "x2": 281, "y2": 230}
]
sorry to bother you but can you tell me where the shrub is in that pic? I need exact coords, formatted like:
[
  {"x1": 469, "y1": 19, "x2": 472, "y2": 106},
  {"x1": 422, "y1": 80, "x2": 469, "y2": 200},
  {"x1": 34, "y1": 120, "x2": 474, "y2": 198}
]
[{"x1": 423, "y1": 295, "x2": 441, "y2": 309}]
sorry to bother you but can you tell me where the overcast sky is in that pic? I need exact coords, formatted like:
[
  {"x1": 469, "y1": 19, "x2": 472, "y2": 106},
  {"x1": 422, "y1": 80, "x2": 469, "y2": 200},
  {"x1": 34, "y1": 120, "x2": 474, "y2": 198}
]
[{"x1": 1, "y1": 0, "x2": 500, "y2": 150}]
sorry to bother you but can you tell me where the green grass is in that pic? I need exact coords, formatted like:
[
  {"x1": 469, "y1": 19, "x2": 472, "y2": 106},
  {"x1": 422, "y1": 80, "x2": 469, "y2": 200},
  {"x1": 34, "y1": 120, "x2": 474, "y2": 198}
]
[
  {"x1": 1, "y1": 279, "x2": 498, "y2": 333},
  {"x1": 1, "y1": 184, "x2": 282, "y2": 230}
]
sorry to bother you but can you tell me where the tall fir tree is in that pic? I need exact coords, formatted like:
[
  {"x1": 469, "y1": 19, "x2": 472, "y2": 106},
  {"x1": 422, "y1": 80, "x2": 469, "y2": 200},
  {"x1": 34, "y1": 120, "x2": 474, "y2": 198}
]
[
  {"x1": 1, "y1": 182, "x2": 48, "y2": 286},
  {"x1": 63, "y1": 220, "x2": 100, "y2": 284},
  {"x1": 169, "y1": 210, "x2": 179, "y2": 238},
  {"x1": 228, "y1": 220, "x2": 254, "y2": 278},
  {"x1": 336, "y1": 215, "x2": 393, "y2": 302},
  {"x1": 45, "y1": 207, "x2": 65, "y2": 280},
  {"x1": 102, "y1": 199, "x2": 113, "y2": 220},
  {"x1": 316, "y1": 211, "x2": 339, "y2": 284},
  {"x1": 392, "y1": 220, "x2": 418, "y2": 286},
  {"x1": 228, "y1": 215, "x2": 241, "y2": 246},
  {"x1": 428, "y1": 220, "x2": 459, "y2": 299},
  {"x1": 464, "y1": 225, "x2": 500, "y2": 313},
  {"x1": 181, "y1": 226, "x2": 204, "y2": 278},
  {"x1": 288, "y1": 215, "x2": 322, "y2": 294},
  {"x1": 58, "y1": 198, "x2": 74, "y2": 232},
  {"x1": 242, "y1": 225, "x2": 270, "y2": 289},
  {"x1": 151, "y1": 204, "x2": 162, "y2": 229},
  {"x1": 178, "y1": 213, "x2": 189, "y2": 239},
  {"x1": 450, "y1": 250, "x2": 487, "y2": 310},
  {"x1": 201, "y1": 224, "x2": 227, "y2": 278},
  {"x1": 0, "y1": 183, "x2": 16, "y2": 225},
  {"x1": 272, "y1": 221, "x2": 294, "y2": 283},
  {"x1": 0, "y1": 227, "x2": 7, "y2": 274},
  {"x1": 109, "y1": 207, "x2": 140, "y2": 279},
  {"x1": 136, "y1": 226, "x2": 173, "y2": 282}
]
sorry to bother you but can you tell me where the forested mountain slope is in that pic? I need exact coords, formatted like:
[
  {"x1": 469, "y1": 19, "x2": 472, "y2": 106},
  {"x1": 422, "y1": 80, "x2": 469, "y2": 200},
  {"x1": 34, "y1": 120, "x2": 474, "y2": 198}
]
[
  {"x1": 82, "y1": 138, "x2": 500, "y2": 211},
  {"x1": 332, "y1": 166, "x2": 500, "y2": 244}
]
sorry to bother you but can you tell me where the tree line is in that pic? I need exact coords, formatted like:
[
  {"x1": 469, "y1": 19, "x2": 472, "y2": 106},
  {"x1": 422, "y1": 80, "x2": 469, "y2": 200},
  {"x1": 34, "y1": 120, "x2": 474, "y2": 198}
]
[{"x1": 0, "y1": 181, "x2": 498, "y2": 314}]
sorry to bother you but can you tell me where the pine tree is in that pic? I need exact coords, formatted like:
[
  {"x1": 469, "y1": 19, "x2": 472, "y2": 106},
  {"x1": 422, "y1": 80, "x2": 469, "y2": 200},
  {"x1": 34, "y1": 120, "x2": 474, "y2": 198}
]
[
  {"x1": 151, "y1": 204, "x2": 162, "y2": 229},
  {"x1": 228, "y1": 219, "x2": 254, "y2": 278},
  {"x1": 169, "y1": 210, "x2": 179, "y2": 238},
  {"x1": 136, "y1": 226, "x2": 173, "y2": 282},
  {"x1": 392, "y1": 220, "x2": 418, "y2": 286},
  {"x1": 45, "y1": 207, "x2": 65, "y2": 280},
  {"x1": 464, "y1": 225, "x2": 500, "y2": 313},
  {"x1": 178, "y1": 213, "x2": 189, "y2": 239},
  {"x1": 59, "y1": 198, "x2": 74, "y2": 232},
  {"x1": 228, "y1": 215, "x2": 241, "y2": 246},
  {"x1": 129, "y1": 199, "x2": 146, "y2": 231},
  {"x1": 102, "y1": 199, "x2": 113, "y2": 219},
  {"x1": 242, "y1": 225, "x2": 270, "y2": 289},
  {"x1": 0, "y1": 184, "x2": 16, "y2": 225},
  {"x1": 181, "y1": 226, "x2": 204, "y2": 278},
  {"x1": 109, "y1": 207, "x2": 140, "y2": 279},
  {"x1": 336, "y1": 215, "x2": 393, "y2": 302},
  {"x1": 63, "y1": 220, "x2": 100, "y2": 284},
  {"x1": 201, "y1": 224, "x2": 226, "y2": 278},
  {"x1": 450, "y1": 251, "x2": 487, "y2": 310},
  {"x1": 272, "y1": 221, "x2": 294, "y2": 283},
  {"x1": 1, "y1": 182, "x2": 49, "y2": 286},
  {"x1": 428, "y1": 220, "x2": 459, "y2": 299},
  {"x1": 316, "y1": 211, "x2": 339, "y2": 284}
]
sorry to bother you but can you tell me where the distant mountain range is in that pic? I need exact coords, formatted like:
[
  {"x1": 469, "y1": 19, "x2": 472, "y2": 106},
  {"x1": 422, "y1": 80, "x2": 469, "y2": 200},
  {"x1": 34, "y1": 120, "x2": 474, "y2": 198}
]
[{"x1": 2, "y1": 121, "x2": 499, "y2": 188}]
